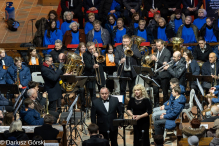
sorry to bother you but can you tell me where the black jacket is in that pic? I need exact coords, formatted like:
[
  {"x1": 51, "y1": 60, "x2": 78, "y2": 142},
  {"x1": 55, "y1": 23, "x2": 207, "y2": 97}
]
[
  {"x1": 82, "y1": 135, "x2": 110, "y2": 146},
  {"x1": 61, "y1": 0, "x2": 83, "y2": 13},
  {"x1": 123, "y1": 0, "x2": 142, "y2": 11},
  {"x1": 193, "y1": 44, "x2": 213, "y2": 62},
  {"x1": 41, "y1": 64, "x2": 63, "y2": 101},
  {"x1": 83, "y1": 0, "x2": 100, "y2": 12},
  {"x1": 182, "y1": 0, "x2": 202, "y2": 10},
  {"x1": 153, "y1": 24, "x2": 175, "y2": 40},
  {"x1": 167, "y1": 57, "x2": 186, "y2": 87},
  {"x1": 4, "y1": 129, "x2": 29, "y2": 141},
  {"x1": 91, "y1": 96, "x2": 123, "y2": 132},
  {"x1": 114, "y1": 44, "x2": 141, "y2": 78},
  {"x1": 144, "y1": 0, "x2": 162, "y2": 11},
  {"x1": 34, "y1": 124, "x2": 59, "y2": 140},
  {"x1": 50, "y1": 46, "x2": 67, "y2": 63},
  {"x1": 188, "y1": 59, "x2": 200, "y2": 75},
  {"x1": 200, "y1": 24, "x2": 219, "y2": 42},
  {"x1": 163, "y1": 0, "x2": 181, "y2": 9},
  {"x1": 202, "y1": 60, "x2": 219, "y2": 77},
  {"x1": 83, "y1": 50, "x2": 106, "y2": 87},
  {"x1": 98, "y1": 0, "x2": 113, "y2": 22},
  {"x1": 155, "y1": 47, "x2": 171, "y2": 79},
  {"x1": 213, "y1": 17, "x2": 219, "y2": 32}
]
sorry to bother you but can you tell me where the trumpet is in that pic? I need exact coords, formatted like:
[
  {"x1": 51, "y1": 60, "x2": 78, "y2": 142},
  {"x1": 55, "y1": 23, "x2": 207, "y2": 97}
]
[{"x1": 154, "y1": 60, "x2": 174, "y2": 73}]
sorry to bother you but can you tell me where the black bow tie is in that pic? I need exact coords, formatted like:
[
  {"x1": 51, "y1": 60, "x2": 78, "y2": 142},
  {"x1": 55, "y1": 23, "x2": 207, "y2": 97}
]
[{"x1": 103, "y1": 100, "x2": 109, "y2": 103}]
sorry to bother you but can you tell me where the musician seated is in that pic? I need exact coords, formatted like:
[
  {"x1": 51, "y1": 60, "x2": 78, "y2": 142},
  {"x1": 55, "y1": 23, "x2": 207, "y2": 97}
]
[
  {"x1": 0, "y1": 65, "x2": 7, "y2": 84},
  {"x1": 210, "y1": 129, "x2": 219, "y2": 145},
  {"x1": 27, "y1": 88, "x2": 59, "y2": 123},
  {"x1": 3, "y1": 120, "x2": 29, "y2": 141},
  {"x1": 193, "y1": 9, "x2": 207, "y2": 31},
  {"x1": 6, "y1": 57, "x2": 31, "y2": 90},
  {"x1": 163, "y1": 51, "x2": 186, "y2": 87},
  {"x1": 74, "y1": 42, "x2": 86, "y2": 62},
  {"x1": 133, "y1": 19, "x2": 153, "y2": 43},
  {"x1": 25, "y1": 47, "x2": 43, "y2": 66},
  {"x1": 193, "y1": 37, "x2": 213, "y2": 62},
  {"x1": 34, "y1": 114, "x2": 59, "y2": 140},
  {"x1": 152, "y1": 78, "x2": 185, "y2": 122},
  {"x1": 112, "y1": 18, "x2": 130, "y2": 45},
  {"x1": 0, "y1": 48, "x2": 14, "y2": 69},
  {"x1": 82, "y1": 123, "x2": 109, "y2": 146},
  {"x1": 150, "y1": 40, "x2": 157, "y2": 54},
  {"x1": 20, "y1": 98, "x2": 44, "y2": 125},
  {"x1": 207, "y1": 119, "x2": 219, "y2": 137},
  {"x1": 202, "y1": 105, "x2": 219, "y2": 122},
  {"x1": 154, "y1": 86, "x2": 186, "y2": 135},
  {"x1": 201, "y1": 52, "x2": 219, "y2": 91},
  {"x1": 182, "y1": 118, "x2": 206, "y2": 138},
  {"x1": 84, "y1": 13, "x2": 95, "y2": 35},
  {"x1": 87, "y1": 20, "x2": 111, "y2": 45},
  {"x1": 50, "y1": 39, "x2": 67, "y2": 63},
  {"x1": 62, "y1": 22, "x2": 86, "y2": 46}
]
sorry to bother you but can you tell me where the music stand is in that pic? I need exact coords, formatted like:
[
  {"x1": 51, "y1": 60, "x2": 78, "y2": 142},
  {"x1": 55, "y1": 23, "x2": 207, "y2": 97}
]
[
  {"x1": 133, "y1": 66, "x2": 154, "y2": 77},
  {"x1": 0, "y1": 84, "x2": 19, "y2": 101},
  {"x1": 139, "y1": 75, "x2": 160, "y2": 87},
  {"x1": 13, "y1": 88, "x2": 27, "y2": 109},
  {"x1": 28, "y1": 65, "x2": 41, "y2": 73},
  {"x1": 103, "y1": 66, "x2": 117, "y2": 75},
  {"x1": 113, "y1": 119, "x2": 137, "y2": 146},
  {"x1": 107, "y1": 76, "x2": 131, "y2": 81}
]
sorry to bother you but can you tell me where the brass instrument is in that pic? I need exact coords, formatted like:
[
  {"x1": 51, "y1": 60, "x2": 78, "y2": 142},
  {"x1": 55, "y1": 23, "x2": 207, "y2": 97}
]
[
  {"x1": 93, "y1": 40, "x2": 105, "y2": 85},
  {"x1": 170, "y1": 37, "x2": 184, "y2": 52},
  {"x1": 154, "y1": 60, "x2": 174, "y2": 73},
  {"x1": 197, "y1": 60, "x2": 204, "y2": 69}
]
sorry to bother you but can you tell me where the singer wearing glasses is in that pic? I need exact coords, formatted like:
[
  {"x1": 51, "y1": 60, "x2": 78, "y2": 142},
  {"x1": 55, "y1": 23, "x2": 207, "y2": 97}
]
[{"x1": 127, "y1": 84, "x2": 152, "y2": 146}]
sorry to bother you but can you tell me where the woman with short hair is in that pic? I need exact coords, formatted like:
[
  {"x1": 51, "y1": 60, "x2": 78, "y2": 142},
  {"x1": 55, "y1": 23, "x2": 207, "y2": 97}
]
[
  {"x1": 193, "y1": 9, "x2": 207, "y2": 30},
  {"x1": 127, "y1": 84, "x2": 152, "y2": 146},
  {"x1": 61, "y1": 11, "x2": 75, "y2": 35}
]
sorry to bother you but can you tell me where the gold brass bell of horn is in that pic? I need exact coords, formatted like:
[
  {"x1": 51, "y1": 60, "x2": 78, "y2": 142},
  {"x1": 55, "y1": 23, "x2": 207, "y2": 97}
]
[
  {"x1": 132, "y1": 35, "x2": 146, "y2": 48},
  {"x1": 124, "y1": 41, "x2": 134, "y2": 57},
  {"x1": 170, "y1": 37, "x2": 184, "y2": 52}
]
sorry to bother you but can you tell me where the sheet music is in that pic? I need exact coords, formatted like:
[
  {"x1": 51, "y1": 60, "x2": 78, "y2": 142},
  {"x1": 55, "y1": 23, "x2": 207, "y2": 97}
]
[{"x1": 196, "y1": 78, "x2": 204, "y2": 96}]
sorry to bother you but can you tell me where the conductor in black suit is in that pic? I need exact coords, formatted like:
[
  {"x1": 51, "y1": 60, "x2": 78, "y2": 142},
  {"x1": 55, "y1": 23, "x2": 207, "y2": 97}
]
[
  {"x1": 91, "y1": 87, "x2": 123, "y2": 146},
  {"x1": 151, "y1": 39, "x2": 171, "y2": 107},
  {"x1": 115, "y1": 34, "x2": 141, "y2": 99}
]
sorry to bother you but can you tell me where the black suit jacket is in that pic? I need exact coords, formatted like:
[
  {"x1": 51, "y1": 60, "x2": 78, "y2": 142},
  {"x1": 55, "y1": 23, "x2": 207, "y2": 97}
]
[
  {"x1": 41, "y1": 65, "x2": 63, "y2": 101},
  {"x1": 34, "y1": 124, "x2": 59, "y2": 140},
  {"x1": 182, "y1": 0, "x2": 202, "y2": 10},
  {"x1": 82, "y1": 135, "x2": 109, "y2": 146},
  {"x1": 155, "y1": 47, "x2": 171, "y2": 79},
  {"x1": 167, "y1": 57, "x2": 186, "y2": 87},
  {"x1": 114, "y1": 44, "x2": 141, "y2": 78},
  {"x1": 83, "y1": 50, "x2": 106, "y2": 87},
  {"x1": 83, "y1": 0, "x2": 100, "y2": 12},
  {"x1": 163, "y1": 0, "x2": 181, "y2": 9},
  {"x1": 144, "y1": 0, "x2": 162, "y2": 11},
  {"x1": 61, "y1": 0, "x2": 83, "y2": 13},
  {"x1": 91, "y1": 96, "x2": 123, "y2": 132},
  {"x1": 202, "y1": 60, "x2": 219, "y2": 76},
  {"x1": 193, "y1": 44, "x2": 213, "y2": 62}
]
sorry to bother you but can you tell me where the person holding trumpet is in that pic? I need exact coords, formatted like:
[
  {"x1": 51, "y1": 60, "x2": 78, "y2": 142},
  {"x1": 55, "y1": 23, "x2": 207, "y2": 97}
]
[
  {"x1": 150, "y1": 39, "x2": 171, "y2": 107},
  {"x1": 115, "y1": 34, "x2": 141, "y2": 99}
]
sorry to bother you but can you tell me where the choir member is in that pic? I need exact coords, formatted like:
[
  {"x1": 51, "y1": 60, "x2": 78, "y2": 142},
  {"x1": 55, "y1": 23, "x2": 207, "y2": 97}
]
[
  {"x1": 112, "y1": 18, "x2": 131, "y2": 45},
  {"x1": 133, "y1": 19, "x2": 153, "y2": 43},
  {"x1": 47, "y1": 10, "x2": 60, "y2": 29},
  {"x1": 147, "y1": 12, "x2": 161, "y2": 32},
  {"x1": 87, "y1": 20, "x2": 111, "y2": 45},
  {"x1": 129, "y1": 12, "x2": 140, "y2": 35},
  {"x1": 6, "y1": 57, "x2": 31, "y2": 90},
  {"x1": 200, "y1": 17, "x2": 218, "y2": 43},
  {"x1": 25, "y1": 47, "x2": 43, "y2": 66},
  {"x1": 193, "y1": 37, "x2": 213, "y2": 62},
  {"x1": 127, "y1": 84, "x2": 152, "y2": 146},
  {"x1": 84, "y1": 13, "x2": 95, "y2": 35},
  {"x1": 0, "y1": 48, "x2": 13, "y2": 69},
  {"x1": 107, "y1": 0, "x2": 121, "y2": 19},
  {"x1": 61, "y1": 11, "x2": 75, "y2": 35},
  {"x1": 50, "y1": 39, "x2": 67, "y2": 63},
  {"x1": 105, "y1": 14, "x2": 117, "y2": 36},
  {"x1": 193, "y1": 9, "x2": 207, "y2": 31},
  {"x1": 169, "y1": 9, "x2": 185, "y2": 33},
  {"x1": 153, "y1": 17, "x2": 174, "y2": 42},
  {"x1": 63, "y1": 22, "x2": 86, "y2": 46},
  {"x1": 43, "y1": 20, "x2": 63, "y2": 47}
]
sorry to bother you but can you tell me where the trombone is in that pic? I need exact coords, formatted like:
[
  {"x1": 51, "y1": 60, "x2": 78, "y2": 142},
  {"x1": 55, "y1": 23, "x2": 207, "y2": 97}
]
[
  {"x1": 93, "y1": 40, "x2": 105, "y2": 85},
  {"x1": 154, "y1": 60, "x2": 174, "y2": 73}
]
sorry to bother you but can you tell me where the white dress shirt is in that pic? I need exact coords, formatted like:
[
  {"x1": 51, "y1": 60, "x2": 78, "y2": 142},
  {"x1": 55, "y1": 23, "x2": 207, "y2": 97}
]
[
  {"x1": 103, "y1": 98, "x2": 109, "y2": 112},
  {"x1": 155, "y1": 47, "x2": 165, "y2": 70},
  {"x1": 70, "y1": 0, "x2": 73, "y2": 7}
]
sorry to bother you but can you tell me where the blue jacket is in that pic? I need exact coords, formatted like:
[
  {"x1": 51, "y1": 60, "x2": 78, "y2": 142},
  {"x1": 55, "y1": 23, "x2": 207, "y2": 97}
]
[
  {"x1": 6, "y1": 64, "x2": 31, "y2": 87},
  {"x1": 164, "y1": 94, "x2": 186, "y2": 129},
  {"x1": 20, "y1": 108, "x2": 44, "y2": 125},
  {"x1": 164, "y1": 85, "x2": 185, "y2": 110},
  {"x1": 133, "y1": 27, "x2": 154, "y2": 43},
  {"x1": 0, "y1": 54, "x2": 14, "y2": 67},
  {"x1": 0, "y1": 93, "x2": 10, "y2": 106},
  {"x1": 0, "y1": 67, "x2": 7, "y2": 84}
]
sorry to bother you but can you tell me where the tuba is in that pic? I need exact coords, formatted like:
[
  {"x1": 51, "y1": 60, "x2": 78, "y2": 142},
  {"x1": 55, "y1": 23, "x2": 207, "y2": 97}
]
[
  {"x1": 55, "y1": 52, "x2": 84, "y2": 92},
  {"x1": 170, "y1": 37, "x2": 184, "y2": 52}
]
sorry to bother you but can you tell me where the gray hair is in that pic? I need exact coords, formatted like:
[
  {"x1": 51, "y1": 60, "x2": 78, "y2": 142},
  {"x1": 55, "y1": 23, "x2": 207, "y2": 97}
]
[
  {"x1": 55, "y1": 39, "x2": 62, "y2": 45},
  {"x1": 45, "y1": 56, "x2": 52, "y2": 61},
  {"x1": 63, "y1": 11, "x2": 73, "y2": 21},
  {"x1": 9, "y1": 120, "x2": 23, "y2": 133},
  {"x1": 69, "y1": 22, "x2": 80, "y2": 29},
  {"x1": 27, "y1": 88, "x2": 35, "y2": 98},
  {"x1": 211, "y1": 105, "x2": 219, "y2": 116},
  {"x1": 198, "y1": 9, "x2": 207, "y2": 17},
  {"x1": 86, "y1": 42, "x2": 95, "y2": 48}
]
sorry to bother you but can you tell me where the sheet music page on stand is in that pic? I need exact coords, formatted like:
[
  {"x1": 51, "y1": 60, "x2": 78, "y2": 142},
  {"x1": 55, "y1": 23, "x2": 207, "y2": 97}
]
[{"x1": 196, "y1": 78, "x2": 204, "y2": 96}]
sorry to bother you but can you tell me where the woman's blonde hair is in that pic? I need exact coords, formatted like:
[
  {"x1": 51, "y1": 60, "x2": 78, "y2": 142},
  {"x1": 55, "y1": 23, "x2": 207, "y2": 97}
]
[
  {"x1": 132, "y1": 84, "x2": 149, "y2": 98},
  {"x1": 158, "y1": 17, "x2": 166, "y2": 25},
  {"x1": 9, "y1": 120, "x2": 23, "y2": 133}
]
